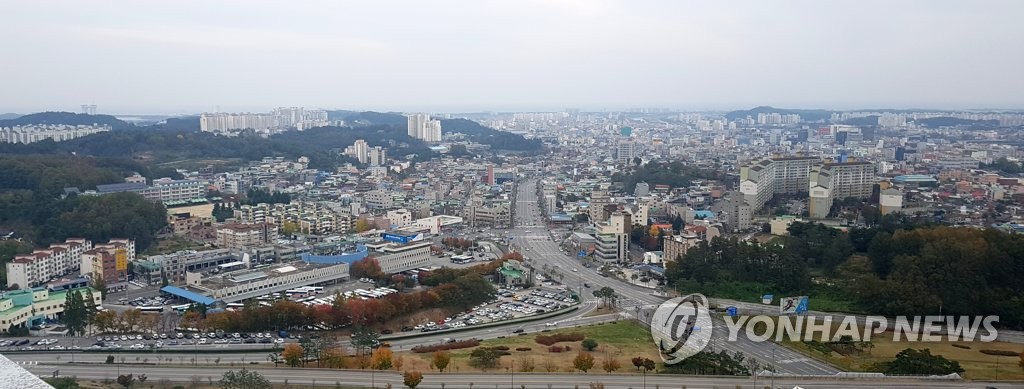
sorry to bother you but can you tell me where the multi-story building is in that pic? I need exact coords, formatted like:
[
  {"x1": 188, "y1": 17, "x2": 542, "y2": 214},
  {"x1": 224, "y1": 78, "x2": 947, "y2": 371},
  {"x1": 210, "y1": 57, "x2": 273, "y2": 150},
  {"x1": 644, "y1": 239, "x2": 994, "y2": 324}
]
[
  {"x1": 368, "y1": 146, "x2": 387, "y2": 166},
  {"x1": 739, "y1": 157, "x2": 871, "y2": 217},
  {"x1": 216, "y1": 223, "x2": 279, "y2": 250},
  {"x1": 6, "y1": 239, "x2": 93, "y2": 289},
  {"x1": 363, "y1": 190, "x2": 394, "y2": 210},
  {"x1": 588, "y1": 189, "x2": 610, "y2": 223},
  {"x1": 0, "y1": 124, "x2": 111, "y2": 144},
  {"x1": 96, "y1": 177, "x2": 207, "y2": 205},
  {"x1": 364, "y1": 240, "x2": 433, "y2": 274},
  {"x1": 808, "y1": 162, "x2": 876, "y2": 219},
  {"x1": 134, "y1": 249, "x2": 237, "y2": 283},
  {"x1": 406, "y1": 113, "x2": 442, "y2": 142},
  {"x1": 593, "y1": 212, "x2": 629, "y2": 262},
  {"x1": 79, "y1": 239, "x2": 135, "y2": 292},
  {"x1": 386, "y1": 209, "x2": 413, "y2": 228},
  {"x1": 0, "y1": 287, "x2": 102, "y2": 333},
  {"x1": 464, "y1": 197, "x2": 511, "y2": 228},
  {"x1": 616, "y1": 139, "x2": 636, "y2": 164},
  {"x1": 344, "y1": 140, "x2": 370, "y2": 163},
  {"x1": 234, "y1": 202, "x2": 347, "y2": 235}
]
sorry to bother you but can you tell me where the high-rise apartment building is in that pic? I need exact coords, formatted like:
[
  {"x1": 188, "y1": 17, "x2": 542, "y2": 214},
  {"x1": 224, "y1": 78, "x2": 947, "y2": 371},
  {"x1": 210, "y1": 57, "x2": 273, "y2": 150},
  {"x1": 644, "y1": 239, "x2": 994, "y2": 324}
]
[
  {"x1": 406, "y1": 113, "x2": 442, "y2": 142},
  {"x1": 808, "y1": 162, "x2": 876, "y2": 219},
  {"x1": 740, "y1": 157, "x2": 875, "y2": 218}
]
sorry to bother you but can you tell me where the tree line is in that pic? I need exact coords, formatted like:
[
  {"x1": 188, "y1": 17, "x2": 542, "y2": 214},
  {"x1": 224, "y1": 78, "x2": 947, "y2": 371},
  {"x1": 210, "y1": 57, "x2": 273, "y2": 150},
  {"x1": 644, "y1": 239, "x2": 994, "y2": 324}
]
[{"x1": 667, "y1": 218, "x2": 1024, "y2": 328}]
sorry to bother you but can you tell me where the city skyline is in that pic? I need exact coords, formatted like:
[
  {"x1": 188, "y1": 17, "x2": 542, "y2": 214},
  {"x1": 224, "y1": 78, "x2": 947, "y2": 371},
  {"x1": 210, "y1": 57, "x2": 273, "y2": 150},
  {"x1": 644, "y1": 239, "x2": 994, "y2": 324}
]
[{"x1": 2, "y1": 1, "x2": 1023, "y2": 114}]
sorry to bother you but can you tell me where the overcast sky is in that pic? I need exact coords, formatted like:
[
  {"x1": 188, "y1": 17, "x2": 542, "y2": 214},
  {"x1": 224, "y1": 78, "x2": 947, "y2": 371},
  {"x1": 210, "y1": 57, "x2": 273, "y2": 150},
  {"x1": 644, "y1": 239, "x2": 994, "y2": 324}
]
[{"x1": 2, "y1": 1, "x2": 1022, "y2": 114}]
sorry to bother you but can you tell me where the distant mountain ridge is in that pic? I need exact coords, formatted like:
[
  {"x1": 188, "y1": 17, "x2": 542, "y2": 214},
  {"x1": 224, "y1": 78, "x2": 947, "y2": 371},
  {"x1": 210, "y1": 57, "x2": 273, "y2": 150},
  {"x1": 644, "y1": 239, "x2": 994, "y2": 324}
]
[
  {"x1": 0, "y1": 113, "x2": 20, "y2": 120},
  {"x1": 725, "y1": 106, "x2": 832, "y2": 122},
  {"x1": 0, "y1": 111, "x2": 133, "y2": 129}
]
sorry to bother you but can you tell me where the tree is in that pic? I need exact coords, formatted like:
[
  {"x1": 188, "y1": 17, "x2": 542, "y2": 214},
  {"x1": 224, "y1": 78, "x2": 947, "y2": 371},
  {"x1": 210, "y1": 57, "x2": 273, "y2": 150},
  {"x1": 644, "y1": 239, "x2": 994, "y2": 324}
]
[
  {"x1": 631, "y1": 356, "x2": 643, "y2": 371},
  {"x1": 44, "y1": 377, "x2": 80, "y2": 389},
  {"x1": 282, "y1": 344, "x2": 304, "y2": 367},
  {"x1": 469, "y1": 347, "x2": 502, "y2": 370},
  {"x1": 219, "y1": 369, "x2": 272, "y2": 389},
  {"x1": 642, "y1": 358, "x2": 656, "y2": 373},
  {"x1": 601, "y1": 358, "x2": 621, "y2": 373},
  {"x1": 137, "y1": 375, "x2": 147, "y2": 386},
  {"x1": 371, "y1": 347, "x2": 394, "y2": 370},
  {"x1": 581, "y1": 339, "x2": 598, "y2": 351},
  {"x1": 431, "y1": 351, "x2": 452, "y2": 372},
  {"x1": 573, "y1": 352, "x2": 595, "y2": 373},
  {"x1": 403, "y1": 371, "x2": 423, "y2": 389},
  {"x1": 351, "y1": 327, "x2": 381, "y2": 353},
  {"x1": 883, "y1": 348, "x2": 964, "y2": 375},
  {"x1": 63, "y1": 289, "x2": 88, "y2": 336},
  {"x1": 355, "y1": 217, "x2": 372, "y2": 233},
  {"x1": 116, "y1": 374, "x2": 135, "y2": 389}
]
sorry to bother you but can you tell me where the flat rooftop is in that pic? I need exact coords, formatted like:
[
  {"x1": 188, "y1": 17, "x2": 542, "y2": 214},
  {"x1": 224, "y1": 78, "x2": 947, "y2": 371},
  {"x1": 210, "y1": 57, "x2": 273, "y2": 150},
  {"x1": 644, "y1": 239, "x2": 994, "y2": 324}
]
[{"x1": 200, "y1": 260, "x2": 338, "y2": 290}]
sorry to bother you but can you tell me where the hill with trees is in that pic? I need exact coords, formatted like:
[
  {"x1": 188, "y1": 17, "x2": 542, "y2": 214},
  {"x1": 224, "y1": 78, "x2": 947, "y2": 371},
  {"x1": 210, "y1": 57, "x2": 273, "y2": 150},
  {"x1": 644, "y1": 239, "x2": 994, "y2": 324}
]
[
  {"x1": 0, "y1": 111, "x2": 134, "y2": 130},
  {"x1": 611, "y1": 161, "x2": 723, "y2": 193},
  {"x1": 440, "y1": 118, "x2": 543, "y2": 152}
]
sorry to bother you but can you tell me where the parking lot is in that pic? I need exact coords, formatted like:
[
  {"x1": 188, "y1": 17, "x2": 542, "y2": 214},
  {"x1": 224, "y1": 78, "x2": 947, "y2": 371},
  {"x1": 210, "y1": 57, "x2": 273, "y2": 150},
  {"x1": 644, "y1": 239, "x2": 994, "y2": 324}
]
[
  {"x1": 403, "y1": 285, "x2": 576, "y2": 334},
  {"x1": 0, "y1": 331, "x2": 297, "y2": 352}
]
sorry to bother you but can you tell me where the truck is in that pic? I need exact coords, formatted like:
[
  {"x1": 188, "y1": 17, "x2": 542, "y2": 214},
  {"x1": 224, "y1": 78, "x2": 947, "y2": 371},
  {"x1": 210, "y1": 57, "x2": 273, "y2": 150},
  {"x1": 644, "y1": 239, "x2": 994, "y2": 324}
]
[{"x1": 278, "y1": 330, "x2": 289, "y2": 339}]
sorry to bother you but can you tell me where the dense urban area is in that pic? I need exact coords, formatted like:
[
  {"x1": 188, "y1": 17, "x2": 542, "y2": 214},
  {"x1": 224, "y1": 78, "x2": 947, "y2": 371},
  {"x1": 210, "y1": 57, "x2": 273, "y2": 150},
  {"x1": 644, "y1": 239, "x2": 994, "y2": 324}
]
[{"x1": 1, "y1": 105, "x2": 1023, "y2": 389}]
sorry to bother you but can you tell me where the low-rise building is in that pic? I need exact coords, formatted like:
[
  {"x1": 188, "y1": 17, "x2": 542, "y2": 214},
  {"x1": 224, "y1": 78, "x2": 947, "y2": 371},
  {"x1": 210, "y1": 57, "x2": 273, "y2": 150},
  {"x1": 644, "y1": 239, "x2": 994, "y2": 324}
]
[
  {"x1": 6, "y1": 239, "x2": 93, "y2": 289},
  {"x1": 0, "y1": 287, "x2": 101, "y2": 333},
  {"x1": 216, "y1": 223, "x2": 279, "y2": 249}
]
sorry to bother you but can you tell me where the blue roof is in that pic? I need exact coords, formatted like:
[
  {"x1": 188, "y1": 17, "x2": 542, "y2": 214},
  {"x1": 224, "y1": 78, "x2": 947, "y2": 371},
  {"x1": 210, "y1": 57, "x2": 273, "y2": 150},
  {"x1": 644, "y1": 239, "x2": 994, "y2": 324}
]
[
  {"x1": 96, "y1": 182, "x2": 147, "y2": 193},
  {"x1": 694, "y1": 210, "x2": 715, "y2": 219},
  {"x1": 161, "y1": 286, "x2": 216, "y2": 306}
]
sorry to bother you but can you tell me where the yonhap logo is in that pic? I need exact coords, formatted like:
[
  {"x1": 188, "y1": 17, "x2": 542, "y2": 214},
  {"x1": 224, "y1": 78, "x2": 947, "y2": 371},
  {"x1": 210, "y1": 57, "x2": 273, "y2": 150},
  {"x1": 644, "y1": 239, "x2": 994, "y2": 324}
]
[{"x1": 650, "y1": 294, "x2": 714, "y2": 364}]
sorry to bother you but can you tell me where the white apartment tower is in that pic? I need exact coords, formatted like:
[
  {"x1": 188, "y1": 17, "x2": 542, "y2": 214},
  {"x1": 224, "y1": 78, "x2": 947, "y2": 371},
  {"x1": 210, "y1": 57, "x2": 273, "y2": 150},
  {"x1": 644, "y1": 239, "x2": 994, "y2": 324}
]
[{"x1": 406, "y1": 113, "x2": 442, "y2": 142}]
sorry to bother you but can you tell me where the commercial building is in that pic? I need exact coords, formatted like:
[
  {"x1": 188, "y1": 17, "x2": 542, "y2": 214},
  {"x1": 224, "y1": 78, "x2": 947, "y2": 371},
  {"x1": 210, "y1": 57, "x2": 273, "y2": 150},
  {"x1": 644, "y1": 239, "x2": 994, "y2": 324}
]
[
  {"x1": 364, "y1": 239, "x2": 432, "y2": 274},
  {"x1": 0, "y1": 287, "x2": 102, "y2": 334},
  {"x1": 135, "y1": 249, "x2": 237, "y2": 283},
  {"x1": 593, "y1": 212, "x2": 629, "y2": 262},
  {"x1": 464, "y1": 197, "x2": 511, "y2": 228},
  {"x1": 177, "y1": 261, "x2": 350, "y2": 304},
  {"x1": 6, "y1": 239, "x2": 94, "y2": 289}
]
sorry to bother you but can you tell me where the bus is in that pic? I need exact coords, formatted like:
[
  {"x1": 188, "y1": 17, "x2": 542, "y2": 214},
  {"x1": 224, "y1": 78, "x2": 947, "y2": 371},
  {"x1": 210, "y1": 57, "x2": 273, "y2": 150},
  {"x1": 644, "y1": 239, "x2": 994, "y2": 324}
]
[
  {"x1": 171, "y1": 304, "x2": 190, "y2": 313},
  {"x1": 226, "y1": 303, "x2": 245, "y2": 309},
  {"x1": 139, "y1": 306, "x2": 165, "y2": 313}
]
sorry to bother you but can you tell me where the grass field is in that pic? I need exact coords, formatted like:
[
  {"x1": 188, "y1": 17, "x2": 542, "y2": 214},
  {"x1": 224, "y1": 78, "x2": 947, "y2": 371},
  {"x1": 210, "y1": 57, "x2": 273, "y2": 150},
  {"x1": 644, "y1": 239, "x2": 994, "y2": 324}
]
[
  {"x1": 734, "y1": 315, "x2": 1024, "y2": 380},
  {"x1": 396, "y1": 320, "x2": 661, "y2": 374}
]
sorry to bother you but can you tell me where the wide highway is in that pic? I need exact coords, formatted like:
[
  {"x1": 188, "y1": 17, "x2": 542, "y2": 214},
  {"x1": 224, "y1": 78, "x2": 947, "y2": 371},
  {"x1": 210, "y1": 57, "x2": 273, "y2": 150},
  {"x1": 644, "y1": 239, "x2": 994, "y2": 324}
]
[{"x1": 19, "y1": 363, "x2": 1021, "y2": 389}]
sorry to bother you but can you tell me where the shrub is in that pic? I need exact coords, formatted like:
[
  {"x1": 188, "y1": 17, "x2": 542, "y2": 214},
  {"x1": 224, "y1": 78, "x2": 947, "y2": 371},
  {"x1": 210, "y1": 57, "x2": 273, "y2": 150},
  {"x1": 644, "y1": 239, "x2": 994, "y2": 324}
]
[
  {"x1": 515, "y1": 347, "x2": 532, "y2": 352},
  {"x1": 535, "y1": 332, "x2": 585, "y2": 346},
  {"x1": 979, "y1": 349, "x2": 1019, "y2": 356},
  {"x1": 494, "y1": 346, "x2": 510, "y2": 351},
  {"x1": 548, "y1": 345, "x2": 565, "y2": 353},
  {"x1": 951, "y1": 344, "x2": 970, "y2": 350},
  {"x1": 411, "y1": 339, "x2": 481, "y2": 353}
]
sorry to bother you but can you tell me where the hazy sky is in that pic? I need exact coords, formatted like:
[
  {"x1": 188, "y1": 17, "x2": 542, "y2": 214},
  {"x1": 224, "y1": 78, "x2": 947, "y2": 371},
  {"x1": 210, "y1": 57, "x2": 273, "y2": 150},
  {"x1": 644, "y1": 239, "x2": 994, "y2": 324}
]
[{"x1": 2, "y1": 1, "x2": 1022, "y2": 114}]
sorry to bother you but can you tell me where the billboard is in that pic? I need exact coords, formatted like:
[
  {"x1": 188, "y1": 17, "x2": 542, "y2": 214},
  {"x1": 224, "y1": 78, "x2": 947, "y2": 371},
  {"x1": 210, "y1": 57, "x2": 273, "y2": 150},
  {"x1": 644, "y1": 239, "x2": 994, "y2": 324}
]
[
  {"x1": 382, "y1": 232, "x2": 421, "y2": 244},
  {"x1": 115, "y1": 248, "x2": 128, "y2": 271},
  {"x1": 780, "y1": 296, "x2": 808, "y2": 315}
]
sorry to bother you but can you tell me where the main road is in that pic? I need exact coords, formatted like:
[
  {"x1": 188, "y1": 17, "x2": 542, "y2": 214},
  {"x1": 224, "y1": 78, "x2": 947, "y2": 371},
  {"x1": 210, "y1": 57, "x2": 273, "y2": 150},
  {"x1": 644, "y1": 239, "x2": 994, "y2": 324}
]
[
  {"x1": 19, "y1": 363, "x2": 1021, "y2": 389},
  {"x1": 510, "y1": 178, "x2": 839, "y2": 376}
]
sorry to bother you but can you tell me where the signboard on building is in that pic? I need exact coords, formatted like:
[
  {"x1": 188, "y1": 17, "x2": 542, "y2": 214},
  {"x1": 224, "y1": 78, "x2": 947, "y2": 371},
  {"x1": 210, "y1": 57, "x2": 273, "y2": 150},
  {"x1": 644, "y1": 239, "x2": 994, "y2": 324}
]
[
  {"x1": 780, "y1": 296, "x2": 809, "y2": 315},
  {"x1": 381, "y1": 232, "x2": 422, "y2": 244},
  {"x1": 115, "y1": 248, "x2": 128, "y2": 271}
]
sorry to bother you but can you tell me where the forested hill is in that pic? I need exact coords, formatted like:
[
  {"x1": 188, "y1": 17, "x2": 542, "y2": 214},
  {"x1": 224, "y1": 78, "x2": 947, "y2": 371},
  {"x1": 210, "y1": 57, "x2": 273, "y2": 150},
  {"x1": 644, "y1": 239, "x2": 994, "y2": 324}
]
[
  {"x1": 326, "y1": 111, "x2": 543, "y2": 152},
  {"x1": 440, "y1": 118, "x2": 543, "y2": 152},
  {"x1": 0, "y1": 125, "x2": 435, "y2": 171},
  {"x1": 0, "y1": 111, "x2": 134, "y2": 130},
  {"x1": 725, "y1": 106, "x2": 832, "y2": 122}
]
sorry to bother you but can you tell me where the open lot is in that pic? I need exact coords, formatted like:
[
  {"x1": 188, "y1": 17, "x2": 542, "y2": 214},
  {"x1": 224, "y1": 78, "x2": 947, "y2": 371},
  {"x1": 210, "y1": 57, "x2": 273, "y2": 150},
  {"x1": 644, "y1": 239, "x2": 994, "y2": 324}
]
[
  {"x1": 396, "y1": 320, "x2": 660, "y2": 373},
  {"x1": 737, "y1": 315, "x2": 1024, "y2": 380}
]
